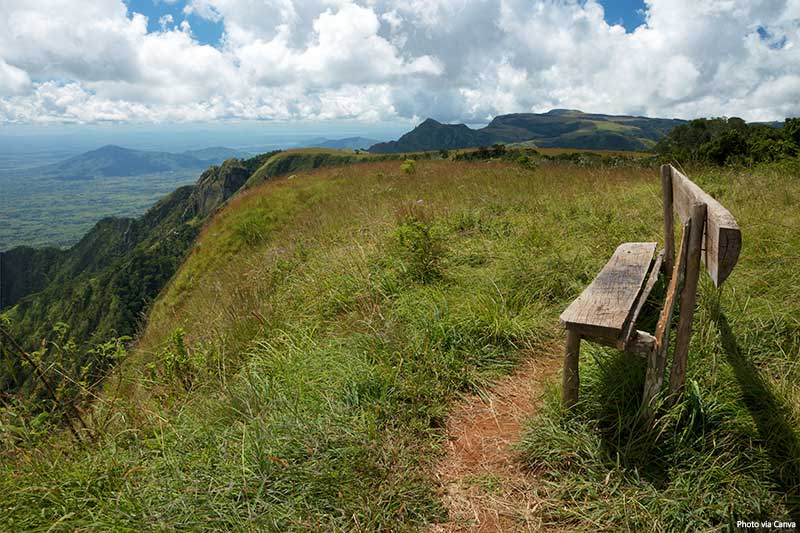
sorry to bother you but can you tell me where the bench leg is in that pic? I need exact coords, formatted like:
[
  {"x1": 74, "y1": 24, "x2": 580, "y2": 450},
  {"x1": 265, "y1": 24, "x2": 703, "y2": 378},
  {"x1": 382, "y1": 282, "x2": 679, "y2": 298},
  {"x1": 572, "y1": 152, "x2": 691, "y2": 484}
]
[
  {"x1": 562, "y1": 329, "x2": 581, "y2": 409},
  {"x1": 642, "y1": 343, "x2": 665, "y2": 421}
]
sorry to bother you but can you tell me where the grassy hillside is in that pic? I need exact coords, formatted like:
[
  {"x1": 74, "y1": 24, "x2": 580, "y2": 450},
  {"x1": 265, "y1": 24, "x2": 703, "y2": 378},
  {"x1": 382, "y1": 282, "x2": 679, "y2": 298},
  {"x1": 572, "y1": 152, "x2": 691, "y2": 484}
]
[
  {"x1": 1, "y1": 157, "x2": 798, "y2": 530},
  {"x1": 244, "y1": 148, "x2": 406, "y2": 188}
]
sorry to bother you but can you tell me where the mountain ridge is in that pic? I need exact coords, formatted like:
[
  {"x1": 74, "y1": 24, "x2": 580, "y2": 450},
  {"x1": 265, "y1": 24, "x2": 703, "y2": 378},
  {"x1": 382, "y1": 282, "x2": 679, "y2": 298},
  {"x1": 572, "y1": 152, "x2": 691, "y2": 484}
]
[
  {"x1": 369, "y1": 110, "x2": 686, "y2": 153},
  {"x1": 31, "y1": 145, "x2": 250, "y2": 180}
]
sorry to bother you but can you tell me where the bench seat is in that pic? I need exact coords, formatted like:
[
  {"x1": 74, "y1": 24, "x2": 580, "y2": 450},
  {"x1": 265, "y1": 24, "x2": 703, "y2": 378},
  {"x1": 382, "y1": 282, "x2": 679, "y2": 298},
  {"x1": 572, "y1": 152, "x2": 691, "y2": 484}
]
[{"x1": 560, "y1": 242, "x2": 660, "y2": 348}]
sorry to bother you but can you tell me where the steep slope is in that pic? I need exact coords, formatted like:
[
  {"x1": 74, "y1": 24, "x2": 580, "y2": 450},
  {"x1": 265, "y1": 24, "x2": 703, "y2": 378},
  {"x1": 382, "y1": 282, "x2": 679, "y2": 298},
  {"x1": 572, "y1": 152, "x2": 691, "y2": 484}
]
[
  {"x1": 0, "y1": 158, "x2": 259, "y2": 392},
  {"x1": 0, "y1": 149, "x2": 403, "y2": 392},
  {"x1": 0, "y1": 246, "x2": 64, "y2": 310},
  {"x1": 369, "y1": 110, "x2": 685, "y2": 153}
]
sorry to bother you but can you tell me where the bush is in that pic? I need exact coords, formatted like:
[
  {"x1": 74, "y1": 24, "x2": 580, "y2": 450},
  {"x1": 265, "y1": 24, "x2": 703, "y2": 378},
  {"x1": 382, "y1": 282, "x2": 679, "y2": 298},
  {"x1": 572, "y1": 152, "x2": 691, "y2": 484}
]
[
  {"x1": 517, "y1": 154, "x2": 539, "y2": 170},
  {"x1": 400, "y1": 159, "x2": 417, "y2": 174}
]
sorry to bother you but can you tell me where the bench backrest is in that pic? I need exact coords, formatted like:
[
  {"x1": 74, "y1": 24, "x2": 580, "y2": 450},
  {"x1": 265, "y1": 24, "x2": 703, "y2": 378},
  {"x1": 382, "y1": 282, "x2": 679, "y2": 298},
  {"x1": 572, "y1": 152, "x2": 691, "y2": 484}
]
[{"x1": 662, "y1": 164, "x2": 741, "y2": 287}]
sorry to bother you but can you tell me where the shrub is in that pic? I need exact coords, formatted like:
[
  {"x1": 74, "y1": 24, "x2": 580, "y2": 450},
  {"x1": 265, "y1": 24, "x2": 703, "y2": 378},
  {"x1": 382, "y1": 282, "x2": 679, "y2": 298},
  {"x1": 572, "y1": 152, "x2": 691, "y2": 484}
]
[
  {"x1": 517, "y1": 154, "x2": 539, "y2": 170},
  {"x1": 400, "y1": 159, "x2": 417, "y2": 174}
]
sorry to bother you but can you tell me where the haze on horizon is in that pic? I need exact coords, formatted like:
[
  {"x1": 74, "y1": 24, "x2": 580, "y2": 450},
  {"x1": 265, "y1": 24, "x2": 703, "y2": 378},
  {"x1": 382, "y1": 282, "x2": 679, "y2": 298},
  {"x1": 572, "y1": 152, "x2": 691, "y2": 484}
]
[{"x1": 0, "y1": 0, "x2": 799, "y2": 132}]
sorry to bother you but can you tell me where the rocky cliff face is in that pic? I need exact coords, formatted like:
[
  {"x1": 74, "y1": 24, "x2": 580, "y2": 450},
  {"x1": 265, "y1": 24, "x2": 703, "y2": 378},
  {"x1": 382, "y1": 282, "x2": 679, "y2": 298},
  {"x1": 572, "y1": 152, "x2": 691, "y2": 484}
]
[{"x1": 191, "y1": 159, "x2": 251, "y2": 218}]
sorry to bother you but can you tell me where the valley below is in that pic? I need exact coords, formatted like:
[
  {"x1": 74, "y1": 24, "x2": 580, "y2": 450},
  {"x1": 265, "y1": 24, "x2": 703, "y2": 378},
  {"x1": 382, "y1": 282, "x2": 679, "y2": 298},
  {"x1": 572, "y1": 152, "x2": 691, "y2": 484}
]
[{"x1": 0, "y1": 170, "x2": 201, "y2": 249}]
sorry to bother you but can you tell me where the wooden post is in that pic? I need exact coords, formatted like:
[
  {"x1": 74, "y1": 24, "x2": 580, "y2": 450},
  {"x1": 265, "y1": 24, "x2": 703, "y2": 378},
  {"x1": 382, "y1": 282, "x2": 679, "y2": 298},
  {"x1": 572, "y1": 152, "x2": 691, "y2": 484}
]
[
  {"x1": 562, "y1": 329, "x2": 581, "y2": 408},
  {"x1": 661, "y1": 164, "x2": 675, "y2": 275},
  {"x1": 667, "y1": 202, "x2": 706, "y2": 406}
]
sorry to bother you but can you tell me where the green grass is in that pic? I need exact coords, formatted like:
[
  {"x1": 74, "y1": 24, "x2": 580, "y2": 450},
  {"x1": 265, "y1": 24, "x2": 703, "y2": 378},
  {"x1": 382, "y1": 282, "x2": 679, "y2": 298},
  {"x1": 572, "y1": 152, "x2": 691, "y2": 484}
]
[
  {"x1": 244, "y1": 149, "x2": 407, "y2": 189},
  {"x1": 1, "y1": 158, "x2": 799, "y2": 530}
]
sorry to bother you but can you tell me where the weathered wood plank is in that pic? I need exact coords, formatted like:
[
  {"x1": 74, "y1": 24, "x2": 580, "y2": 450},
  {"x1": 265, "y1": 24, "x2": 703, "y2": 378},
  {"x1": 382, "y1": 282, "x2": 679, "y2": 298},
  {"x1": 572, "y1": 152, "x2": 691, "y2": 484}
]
[
  {"x1": 562, "y1": 330, "x2": 581, "y2": 408},
  {"x1": 620, "y1": 250, "x2": 664, "y2": 350},
  {"x1": 668, "y1": 203, "x2": 707, "y2": 405},
  {"x1": 662, "y1": 165, "x2": 675, "y2": 275},
  {"x1": 654, "y1": 221, "x2": 690, "y2": 353},
  {"x1": 642, "y1": 220, "x2": 690, "y2": 416},
  {"x1": 560, "y1": 242, "x2": 657, "y2": 338},
  {"x1": 670, "y1": 166, "x2": 741, "y2": 287}
]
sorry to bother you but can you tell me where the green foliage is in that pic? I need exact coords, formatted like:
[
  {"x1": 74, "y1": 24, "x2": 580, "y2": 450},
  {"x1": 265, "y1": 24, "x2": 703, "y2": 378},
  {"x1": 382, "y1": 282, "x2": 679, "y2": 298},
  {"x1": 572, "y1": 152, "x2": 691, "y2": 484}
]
[
  {"x1": 656, "y1": 116, "x2": 800, "y2": 165},
  {"x1": 699, "y1": 129, "x2": 750, "y2": 165},
  {"x1": 516, "y1": 154, "x2": 538, "y2": 170},
  {"x1": 0, "y1": 322, "x2": 129, "y2": 448},
  {"x1": 400, "y1": 159, "x2": 417, "y2": 174},
  {"x1": 785, "y1": 118, "x2": 800, "y2": 147},
  {"x1": 158, "y1": 328, "x2": 194, "y2": 391}
]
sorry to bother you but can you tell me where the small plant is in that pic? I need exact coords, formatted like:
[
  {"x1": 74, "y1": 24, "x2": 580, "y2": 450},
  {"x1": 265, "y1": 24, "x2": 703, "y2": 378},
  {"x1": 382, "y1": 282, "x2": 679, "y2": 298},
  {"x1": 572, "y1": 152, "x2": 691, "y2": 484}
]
[
  {"x1": 400, "y1": 159, "x2": 416, "y2": 174},
  {"x1": 160, "y1": 328, "x2": 196, "y2": 391},
  {"x1": 392, "y1": 202, "x2": 445, "y2": 283}
]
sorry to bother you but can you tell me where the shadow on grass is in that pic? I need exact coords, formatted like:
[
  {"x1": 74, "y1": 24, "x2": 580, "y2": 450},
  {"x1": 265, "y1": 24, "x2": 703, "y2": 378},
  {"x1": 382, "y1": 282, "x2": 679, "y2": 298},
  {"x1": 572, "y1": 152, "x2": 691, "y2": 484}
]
[
  {"x1": 716, "y1": 312, "x2": 800, "y2": 522},
  {"x1": 588, "y1": 349, "x2": 673, "y2": 487}
]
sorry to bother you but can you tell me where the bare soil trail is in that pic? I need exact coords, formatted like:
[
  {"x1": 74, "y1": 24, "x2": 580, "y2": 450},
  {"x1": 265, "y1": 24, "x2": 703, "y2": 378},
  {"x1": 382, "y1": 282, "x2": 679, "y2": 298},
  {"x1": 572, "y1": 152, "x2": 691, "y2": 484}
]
[{"x1": 431, "y1": 346, "x2": 563, "y2": 532}]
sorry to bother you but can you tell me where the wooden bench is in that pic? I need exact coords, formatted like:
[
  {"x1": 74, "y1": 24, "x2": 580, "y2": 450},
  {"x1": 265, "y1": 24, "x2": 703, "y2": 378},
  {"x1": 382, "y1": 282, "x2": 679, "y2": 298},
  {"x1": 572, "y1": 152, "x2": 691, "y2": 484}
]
[{"x1": 559, "y1": 165, "x2": 741, "y2": 414}]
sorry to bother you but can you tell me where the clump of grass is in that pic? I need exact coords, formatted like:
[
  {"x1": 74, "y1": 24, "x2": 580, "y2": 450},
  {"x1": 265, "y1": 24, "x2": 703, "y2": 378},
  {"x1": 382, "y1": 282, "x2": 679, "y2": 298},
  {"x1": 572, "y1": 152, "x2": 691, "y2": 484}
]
[{"x1": 390, "y1": 201, "x2": 446, "y2": 284}]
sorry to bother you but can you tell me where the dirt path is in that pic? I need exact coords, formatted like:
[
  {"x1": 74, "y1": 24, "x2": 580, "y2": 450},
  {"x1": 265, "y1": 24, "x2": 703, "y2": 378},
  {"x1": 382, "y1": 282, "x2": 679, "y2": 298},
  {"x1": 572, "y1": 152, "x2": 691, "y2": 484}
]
[{"x1": 431, "y1": 346, "x2": 562, "y2": 532}]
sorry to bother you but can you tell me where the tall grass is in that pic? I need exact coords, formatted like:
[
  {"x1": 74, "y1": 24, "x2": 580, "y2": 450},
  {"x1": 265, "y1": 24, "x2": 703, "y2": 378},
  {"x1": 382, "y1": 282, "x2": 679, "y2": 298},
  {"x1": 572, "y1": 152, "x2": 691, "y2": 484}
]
[{"x1": 1, "y1": 159, "x2": 797, "y2": 530}]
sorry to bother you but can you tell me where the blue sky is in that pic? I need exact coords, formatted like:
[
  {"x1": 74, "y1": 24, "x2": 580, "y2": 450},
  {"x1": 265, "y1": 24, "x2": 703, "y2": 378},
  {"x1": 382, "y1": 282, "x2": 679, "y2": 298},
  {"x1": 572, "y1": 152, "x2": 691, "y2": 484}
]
[
  {"x1": 124, "y1": 0, "x2": 224, "y2": 45},
  {"x1": 598, "y1": 0, "x2": 647, "y2": 32}
]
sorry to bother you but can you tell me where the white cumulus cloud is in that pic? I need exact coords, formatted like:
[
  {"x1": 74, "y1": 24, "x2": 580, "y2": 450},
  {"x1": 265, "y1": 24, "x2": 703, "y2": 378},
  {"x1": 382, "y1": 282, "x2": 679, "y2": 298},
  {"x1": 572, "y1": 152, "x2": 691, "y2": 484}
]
[{"x1": 0, "y1": 0, "x2": 799, "y2": 123}]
